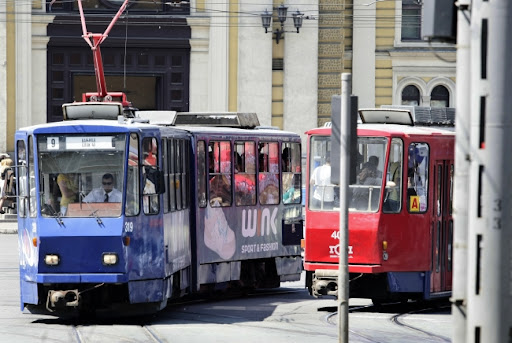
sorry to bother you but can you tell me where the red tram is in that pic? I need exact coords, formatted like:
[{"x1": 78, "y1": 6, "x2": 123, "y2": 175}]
[{"x1": 303, "y1": 107, "x2": 455, "y2": 303}]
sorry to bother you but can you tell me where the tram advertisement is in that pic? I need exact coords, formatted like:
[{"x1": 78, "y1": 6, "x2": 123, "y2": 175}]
[{"x1": 199, "y1": 205, "x2": 297, "y2": 262}]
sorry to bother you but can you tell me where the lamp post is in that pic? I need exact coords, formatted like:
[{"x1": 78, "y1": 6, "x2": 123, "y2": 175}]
[{"x1": 261, "y1": 4, "x2": 303, "y2": 44}]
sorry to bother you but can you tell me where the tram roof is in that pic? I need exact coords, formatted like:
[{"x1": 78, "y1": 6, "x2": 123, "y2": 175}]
[
  {"x1": 306, "y1": 122, "x2": 455, "y2": 137},
  {"x1": 306, "y1": 106, "x2": 455, "y2": 137},
  {"x1": 18, "y1": 116, "x2": 299, "y2": 139}
]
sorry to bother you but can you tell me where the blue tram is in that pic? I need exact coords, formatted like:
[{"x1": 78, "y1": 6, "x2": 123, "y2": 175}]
[{"x1": 16, "y1": 103, "x2": 303, "y2": 315}]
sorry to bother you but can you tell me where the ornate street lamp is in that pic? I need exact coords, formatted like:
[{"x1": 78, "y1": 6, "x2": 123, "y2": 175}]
[{"x1": 261, "y1": 4, "x2": 303, "y2": 44}]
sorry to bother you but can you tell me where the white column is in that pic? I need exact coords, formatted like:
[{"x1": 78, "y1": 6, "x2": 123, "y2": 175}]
[
  {"x1": 352, "y1": 0, "x2": 376, "y2": 108},
  {"x1": 32, "y1": 15, "x2": 53, "y2": 125},
  {"x1": 0, "y1": 0, "x2": 8, "y2": 152},
  {"x1": 187, "y1": 17, "x2": 211, "y2": 112},
  {"x1": 238, "y1": 0, "x2": 273, "y2": 126},
  {"x1": 207, "y1": 0, "x2": 229, "y2": 111},
  {"x1": 283, "y1": 0, "x2": 319, "y2": 143},
  {"x1": 15, "y1": 0, "x2": 32, "y2": 129}
]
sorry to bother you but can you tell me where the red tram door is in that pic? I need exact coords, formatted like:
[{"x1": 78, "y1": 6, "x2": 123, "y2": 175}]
[{"x1": 431, "y1": 160, "x2": 454, "y2": 293}]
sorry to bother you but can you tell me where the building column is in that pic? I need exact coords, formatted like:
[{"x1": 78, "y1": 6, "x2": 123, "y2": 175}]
[
  {"x1": 15, "y1": 1, "x2": 32, "y2": 129},
  {"x1": 353, "y1": 0, "x2": 376, "y2": 108},
  {"x1": 187, "y1": 17, "x2": 210, "y2": 112},
  {"x1": 32, "y1": 15, "x2": 53, "y2": 125},
  {"x1": 237, "y1": 0, "x2": 272, "y2": 126},
  {"x1": 207, "y1": 0, "x2": 229, "y2": 111},
  {"x1": 0, "y1": 0, "x2": 8, "y2": 152},
  {"x1": 284, "y1": 0, "x2": 319, "y2": 143}
]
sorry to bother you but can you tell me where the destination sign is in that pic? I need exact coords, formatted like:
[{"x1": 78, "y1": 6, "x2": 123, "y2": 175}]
[{"x1": 65, "y1": 136, "x2": 114, "y2": 150}]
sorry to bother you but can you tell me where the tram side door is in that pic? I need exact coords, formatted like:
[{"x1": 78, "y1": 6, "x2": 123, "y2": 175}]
[{"x1": 431, "y1": 160, "x2": 454, "y2": 293}]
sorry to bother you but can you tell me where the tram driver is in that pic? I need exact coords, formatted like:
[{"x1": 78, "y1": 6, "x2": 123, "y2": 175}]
[{"x1": 83, "y1": 173, "x2": 122, "y2": 203}]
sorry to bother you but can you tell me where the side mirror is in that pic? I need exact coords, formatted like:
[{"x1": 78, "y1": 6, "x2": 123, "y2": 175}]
[{"x1": 143, "y1": 166, "x2": 165, "y2": 195}]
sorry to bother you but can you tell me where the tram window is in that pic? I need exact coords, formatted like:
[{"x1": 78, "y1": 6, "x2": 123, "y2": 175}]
[
  {"x1": 258, "y1": 142, "x2": 279, "y2": 205},
  {"x1": 209, "y1": 141, "x2": 232, "y2": 207},
  {"x1": 449, "y1": 164, "x2": 454, "y2": 215},
  {"x1": 35, "y1": 134, "x2": 126, "y2": 218},
  {"x1": 383, "y1": 138, "x2": 403, "y2": 213},
  {"x1": 407, "y1": 142, "x2": 429, "y2": 213},
  {"x1": 177, "y1": 139, "x2": 186, "y2": 210},
  {"x1": 169, "y1": 139, "x2": 176, "y2": 211},
  {"x1": 28, "y1": 135, "x2": 37, "y2": 218},
  {"x1": 17, "y1": 140, "x2": 27, "y2": 218},
  {"x1": 162, "y1": 138, "x2": 169, "y2": 213},
  {"x1": 126, "y1": 133, "x2": 140, "y2": 217},
  {"x1": 197, "y1": 140, "x2": 207, "y2": 208},
  {"x1": 448, "y1": 220, "x2": 453, "y2": 272},
  {"x1": 234, "y1": 141, "x2": 256, "y2": 206},
  {"x1": 282, "y1": 142, "x2": 302, "y2": 204},
  {"x1": 349, "y1": 137, "x2": 386, "y2": 212},
  {"x1": 309, "y1": 136, "x2": 335, "y2": 211},
  {"x1": 175, "y1": 140, "x2": 183, "y2": 210},
  {"x1": 436, "y1": 165, "x2": 442, "y2": 217},
  {"x1": 181, "y1": 141, "x2": 188, "y2": 209},
  {"x1": 143, "y1": 137, "x2": 159, "y2": 214}
]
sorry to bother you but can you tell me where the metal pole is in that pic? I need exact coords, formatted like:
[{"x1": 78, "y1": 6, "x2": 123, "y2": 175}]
[
  {"x1": 467, "y1": 0, "x2": 512, "y2": 341},
  {"x1": 452, "y1": 1, "x2": 471, "y2": 342},
  {"x1": 338, "y1": 73, "x2": 351, "y2": 343}
]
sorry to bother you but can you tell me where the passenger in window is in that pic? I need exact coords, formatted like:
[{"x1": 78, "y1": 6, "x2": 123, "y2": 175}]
[
  {"x1": 384, "y1": 162, "x2": 401, "y2": 212},
  {"x1": 144, "y1": 139, "x2": 157, "y2": 166},
  {"x1": 209, "y1": 174, "x2": 231, "y2": 207},
  {"x1": 352, "y1": 156, "x2": 382, "y2": 211},
  {"x1": 407, "y1": 168, "x2": 418, "y2": 197},
  {"x1": 310, "y1": 155, "x2": 334, "y2": 210},
  {"x1": 0, "y1": 158, "x2": 14, "y2": 214},
  {"x1": 83, "y1": 173, "x2": 122, "y2": 203},
  {"x1": 235, "y1": 153, "x2": 243, "y2": 173},
  {"x1": 57, "y1": 173, "x2": 79, "y2": 215},
  {"x1": 359, "y1": 155, "x2": 382, "y2": 184}
]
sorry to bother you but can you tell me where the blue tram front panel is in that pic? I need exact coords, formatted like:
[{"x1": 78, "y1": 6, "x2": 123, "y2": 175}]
[{"x1": 16, "y1": 124, "x2": 191, "y2": 312}]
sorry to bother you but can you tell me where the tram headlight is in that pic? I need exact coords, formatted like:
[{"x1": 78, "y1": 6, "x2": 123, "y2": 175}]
[
  {"x1": 102, "y1": 253, "x2": 118, "y2": 265},
  {"x1": 45, "y1": 254, "x2": 60, "y2": 266}
]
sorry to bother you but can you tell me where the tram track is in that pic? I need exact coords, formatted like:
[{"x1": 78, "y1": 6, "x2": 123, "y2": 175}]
[
  {"x1": 323, "y1": 300, "x2": 451, "y2": 343},
  {"x1": 390, "y1": 304, "x2": 451, "y2": 342}
]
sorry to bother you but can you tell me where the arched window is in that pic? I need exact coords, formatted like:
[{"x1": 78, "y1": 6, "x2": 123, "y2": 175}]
[
  {"x1": 431, "y1": 85, "x2": 449, "y2": 107},
  {"x1": 401, "y1": 85, "x2": 420, "y2": 106}
]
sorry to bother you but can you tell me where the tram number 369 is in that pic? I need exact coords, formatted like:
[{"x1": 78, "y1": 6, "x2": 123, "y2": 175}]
[{"x1": 124, "y1": 222, "x2": 134, "y2": 233}]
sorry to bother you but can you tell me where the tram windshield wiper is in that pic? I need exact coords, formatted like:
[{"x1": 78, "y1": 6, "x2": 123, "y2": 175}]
[
  {"x1": 79, "y1": 192, "x2": 104, "y2": 226},
  {"x1": 89, "y1": 210, "x2": 103, "y2": 225},
  {"x1": 42, "y1": 204, "x2": 64, "y2": 226}
]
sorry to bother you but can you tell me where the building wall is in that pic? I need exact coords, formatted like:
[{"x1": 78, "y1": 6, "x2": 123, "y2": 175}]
[
  {"x1": 317, "y1": 0, "x2": 345, "y2": 127},
  {"x1": 0, "y1": 0, "x2": 456, "y2": 154}
]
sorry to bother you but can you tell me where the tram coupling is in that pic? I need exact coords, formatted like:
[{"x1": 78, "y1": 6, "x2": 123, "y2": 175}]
[
  {"x1": 46, "y1": 289, "x2": 80, "y2": 311},
  {"x1": 312, "y1": 270, "x2": 338, "y2": 298}
]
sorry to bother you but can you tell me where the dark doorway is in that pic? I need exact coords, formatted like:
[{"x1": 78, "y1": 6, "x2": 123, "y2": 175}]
[{"x1": 47, "y1": 16, "x2": 190, "y2": 122}]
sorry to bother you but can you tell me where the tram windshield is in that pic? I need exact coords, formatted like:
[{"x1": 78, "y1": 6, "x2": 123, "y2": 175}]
[
  {"x1": 37, "y1": 134, "x2": 127, "y2": 218},
  {"x1": 309, "y1": 136, "x2": 388, "y2": 212}
]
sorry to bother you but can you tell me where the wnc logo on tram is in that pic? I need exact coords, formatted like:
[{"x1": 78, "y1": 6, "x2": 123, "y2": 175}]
[{"x1": 241, "y1": 208, "x2": 278, "y2": 237}]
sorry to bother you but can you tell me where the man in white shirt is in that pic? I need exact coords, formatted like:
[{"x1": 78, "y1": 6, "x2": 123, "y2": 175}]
[
  {"x1": 83, "y1": 173, "x2": 122, "y2": 203},
  {"x1": 310, "y1": 155, "x2": 334, "y2": 210}
]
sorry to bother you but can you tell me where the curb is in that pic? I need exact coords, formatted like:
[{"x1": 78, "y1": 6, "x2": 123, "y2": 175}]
[{"x1": 0, "y1": 220, "x2": 18, "y2": 234}]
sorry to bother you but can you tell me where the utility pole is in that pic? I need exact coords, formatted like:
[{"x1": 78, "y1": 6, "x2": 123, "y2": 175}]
[
  {"x1": 452, "y1": 1, "x2": 471, "y2": 342},
  {"x1": 467, "y1": 0, "x2": 512, "y2": 341},
  {"x1": 338, "y1": 73, "x2": 351, "y2": 343}
]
